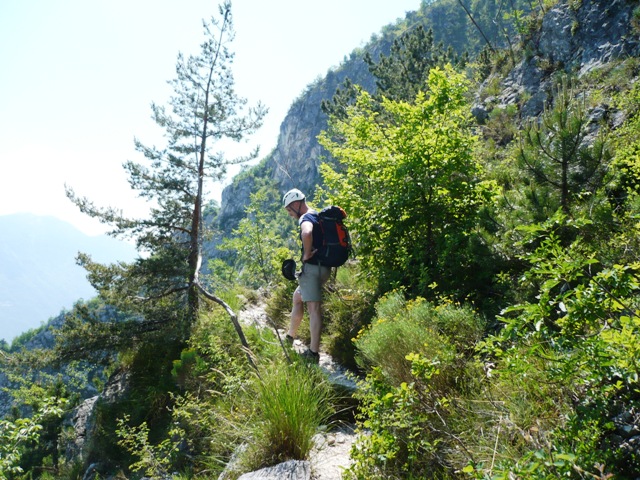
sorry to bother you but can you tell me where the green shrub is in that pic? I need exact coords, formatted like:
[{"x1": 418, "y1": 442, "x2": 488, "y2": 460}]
[
  {"x1": 347, "y1": 292, "x2": 486, "y2": 478},
  {"x1": 0, "y1": 397, "x2": 66, "y2": 478},
  {"x1": 265, "y1": 279, "x2": 298, "y2": 332},
  {"x1": 471, "y1": 215, "x2": 640, "y2": 478},
  {"x1": 170, "y1": 303, "x2": 338, "y2": 478},
  {"x1": 322, "y1": 264, "x2": 377, "y2": 371},
  {"x1": 354, "y1": 291, "x2": 484, "y2": 386},
  {"x1": 258, "y1": 362, "x2": 333, "y2": 460},
  {"x1": 116, "y1": 413, "x2": 182, "y2": 478},
  {"x1": 236, "y1": 361, "x2": 335, "y2": 473}
]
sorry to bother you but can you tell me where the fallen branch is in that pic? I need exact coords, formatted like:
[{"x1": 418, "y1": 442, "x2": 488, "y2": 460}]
[{"x1": 196, "y1": 282, "x2": 259, "y2": 373}]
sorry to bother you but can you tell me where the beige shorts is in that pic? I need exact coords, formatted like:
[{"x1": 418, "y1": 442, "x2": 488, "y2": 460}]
[{"x1": 298, "y1": 263, "x2": 331, "y2": 302}]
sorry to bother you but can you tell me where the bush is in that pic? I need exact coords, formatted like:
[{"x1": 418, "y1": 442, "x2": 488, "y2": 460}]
[
  {"x1": 346, "y1": 292, "x2": 486, "y2": 478},
  {"x1": 354, "y1": 291, "x2": 485, "y2": 386},
  {"x1": 265, "y1": 279, "x2": 298, "y2": 332},
  {"x1": 231, "y1": 361, "x2": 335, "y2": 474},
  {"x1": 322, "y1": 264, "x2": 377, "y2": 372}
]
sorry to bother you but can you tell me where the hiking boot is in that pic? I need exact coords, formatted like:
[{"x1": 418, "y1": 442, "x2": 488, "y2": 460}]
[
  {"x1": 300, "y1": 348, "x2": 320, "y2": 365},
  {"x1": 285, "y1": 334, "x2": 294, "y2": 345}
]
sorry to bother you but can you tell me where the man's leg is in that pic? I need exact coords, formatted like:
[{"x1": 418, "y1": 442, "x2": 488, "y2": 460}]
[
  {"x1": 307, "y1": 300, "x2": 322, "y2": 353},
  {"x1": 287, "y1": 287, "x2": 304, "y2": 338}
]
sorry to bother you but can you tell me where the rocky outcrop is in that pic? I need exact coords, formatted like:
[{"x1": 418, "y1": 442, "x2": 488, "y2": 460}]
[
  {"x1": 237, "y1": 460, "x2": 311, "y2": 480},
  {"x1": 541, "y1": 0, "x2": 636, "y2": 71},
  {"x1": 66, "y1": 369, "x2": 132, "y2": 480},
  {"x1": 61, "y1": 395, "x2": 99, "y2": 465},
  {"x1": 475, "y1": 0, "x2": 639, "y2": 122}
]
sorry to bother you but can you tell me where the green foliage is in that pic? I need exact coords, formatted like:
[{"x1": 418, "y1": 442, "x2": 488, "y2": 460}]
[
  {"x1": 77, "y1": 332, "x2": 186, "y2": 475},
  {"x1": 320, "y1": 65, "x2": 496, "y2": 301},
  {"x1": 247, "y1": 362, "x2": 334, "y2": 467},
  {"x1": 216, "y1": 189, "x2": 296, "y2": 288},
  {"x1": 164, "y1": 307, "x2": 256, "y2": 476},
  {"x1": 611, "y1": 81, "x2": 640, "y2": 208},
  {"x1": 483, "y1": 103, "x2": 520, "y2": 146},
  {"x1": 166, "y1": 306, "x2": 337, "y2": 478},
  {"x1": 368, "y1": 25, "x2": 465, "y2": 103},
  {"x1": 515, "y1": 78, "x2": 612, "y2": 217},
  {"x1": 11, "y1": 2, "x2": 640, "y2": 478},
  {"x1": 171, "y1": 348, "x2": 208, "y2": 389},
  {"x1": 354, "y1": 291, "x2": 484, "y2": 386},
  {"x1": 347, "y1": 292, "x2": 484, "y2": 479},
  {"x1": 66, "y1": 1, "x2": 266, "y2": 329},
  {"x1": 0, "y1": 397, "x2": 67, "y2": 478},
  {"x1": 264, "y1": 279, "x2": 298, "y2": 333},
  {"x1": 116, "y1": 413, "x2": 182, "y2": 478},
  {"x1": 321, "y1": 265, "x2": 377, "y2": 372},
  {"x1": 476, "y1": 214, "x2": 640, "y2": 477},
  {"x1": 0, "y1": 363, "x2": 85, "y2": 477}
]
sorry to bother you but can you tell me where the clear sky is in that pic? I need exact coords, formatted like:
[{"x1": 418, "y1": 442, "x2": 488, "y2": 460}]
[{"x1": 0, "y1": 0, "x2": 419, "y2": 236}]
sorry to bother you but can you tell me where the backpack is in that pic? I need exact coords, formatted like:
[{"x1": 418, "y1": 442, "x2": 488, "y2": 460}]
[{"x1": 315, "y1": 206, "x2": 352, "y2": 267}]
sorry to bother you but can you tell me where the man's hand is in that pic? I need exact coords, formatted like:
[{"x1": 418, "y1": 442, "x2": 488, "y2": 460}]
[{"x1": 303, "y1": 248, "x2": 317, "y2": 262}]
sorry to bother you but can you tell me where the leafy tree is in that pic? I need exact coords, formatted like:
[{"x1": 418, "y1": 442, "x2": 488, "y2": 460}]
[
  {"x1": 66, "y1": 2, "x2": 266, "y2": 338},
  {"x1": 0, "y1": 397, "x2": 67, "y2": 478},
  {"x1": 319, "y1": 66, "x2": 495, "y2": 300},
  {"x1": 217, "y1": 189, "x2": 295, "y2": 288}
]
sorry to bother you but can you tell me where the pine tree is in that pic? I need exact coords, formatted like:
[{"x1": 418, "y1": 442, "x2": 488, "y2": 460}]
[
  {"x1": 322, "y1": 25, "x2": 464, "y2": 120},
  {"x1": 366, "y1": 25, "x2": 465, "y2": 102},
  {"x1": 517, "y1": 79, "x2": 611, "y2": 217},
  {"x1": 66, "y1": 2, "x2": 266, "y2": 340}
]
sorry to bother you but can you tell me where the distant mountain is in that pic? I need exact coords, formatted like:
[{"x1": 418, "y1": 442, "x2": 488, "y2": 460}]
[{"x1": 0, "y1": 214, "x2": 137, "y2": 343}]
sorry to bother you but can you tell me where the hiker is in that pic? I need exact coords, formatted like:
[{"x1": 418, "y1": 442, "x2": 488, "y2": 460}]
[{"x1": 283, "y1": 188, "x2": 331, "y2": 364}]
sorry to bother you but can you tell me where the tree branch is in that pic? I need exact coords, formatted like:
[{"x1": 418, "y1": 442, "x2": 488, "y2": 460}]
[{"x1": 196, "y1": 282, "x2": 258, "y2": 372}]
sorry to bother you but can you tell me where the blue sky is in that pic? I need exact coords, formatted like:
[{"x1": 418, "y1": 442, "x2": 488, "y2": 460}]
[{"x1": 0, "y1": 0, "x2": 419, "y2": 235}]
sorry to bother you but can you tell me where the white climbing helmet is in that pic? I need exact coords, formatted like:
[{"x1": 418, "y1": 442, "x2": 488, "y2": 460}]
[{"x1": 283, "y1": 189, "x2": 305, "y2": 208}]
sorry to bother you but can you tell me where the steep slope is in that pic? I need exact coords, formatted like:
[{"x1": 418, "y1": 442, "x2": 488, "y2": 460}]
[
  {"x1": 217, "y1": 0, "x2": 638, "y2": 236},
  {"x1": 474, "y1": 0, "x2": 639, "y2": 121},
  {"x1": 218, "y1": 41, "x2": 380, "y2": 229},
  {"x1": 0, "y1": 214, "x2": 136, "y2": 342},
  {"x1": 216, "y1": 0, "x2": 541, "y2": 232}
]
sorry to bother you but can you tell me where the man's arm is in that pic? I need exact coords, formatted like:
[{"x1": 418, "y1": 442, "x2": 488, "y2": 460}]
[{"x1": 300, "y1": 220, "x2": 316, "y2": 262}]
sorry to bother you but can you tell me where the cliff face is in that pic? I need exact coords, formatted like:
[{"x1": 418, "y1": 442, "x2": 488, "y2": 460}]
[
  {"x1": 218, "y1": 44, "x2": 382, "y2": 229},
  {"x1": 494, "y1": 0, "x2": 638, "y2": 119}
]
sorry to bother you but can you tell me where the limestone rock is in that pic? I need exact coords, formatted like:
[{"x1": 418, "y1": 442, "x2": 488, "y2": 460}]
[
  {"x1": 237, "y1": 460, "x2": 311, "y2": 480},
  {"x1": 61, "y1": 395, "x2": 99, "y2": 464}
]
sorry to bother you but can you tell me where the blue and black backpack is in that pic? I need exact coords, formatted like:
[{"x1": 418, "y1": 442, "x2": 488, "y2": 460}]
[{"x1": 315, "y1": 206, "x2": 353, "y2": 267}]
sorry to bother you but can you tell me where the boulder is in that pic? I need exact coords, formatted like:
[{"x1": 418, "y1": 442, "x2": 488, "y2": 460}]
[{"x1": 237, "y1": 460, "x2": 311, "y2": 480}]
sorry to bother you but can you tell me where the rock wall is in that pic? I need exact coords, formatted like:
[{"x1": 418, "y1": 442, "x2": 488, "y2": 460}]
[
  {"x1": 218, "y1": 44, "x2": 382, "y2": 230},
  {"x1": 474, "y1": 0, "x2": 639, "y2": 121}
]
